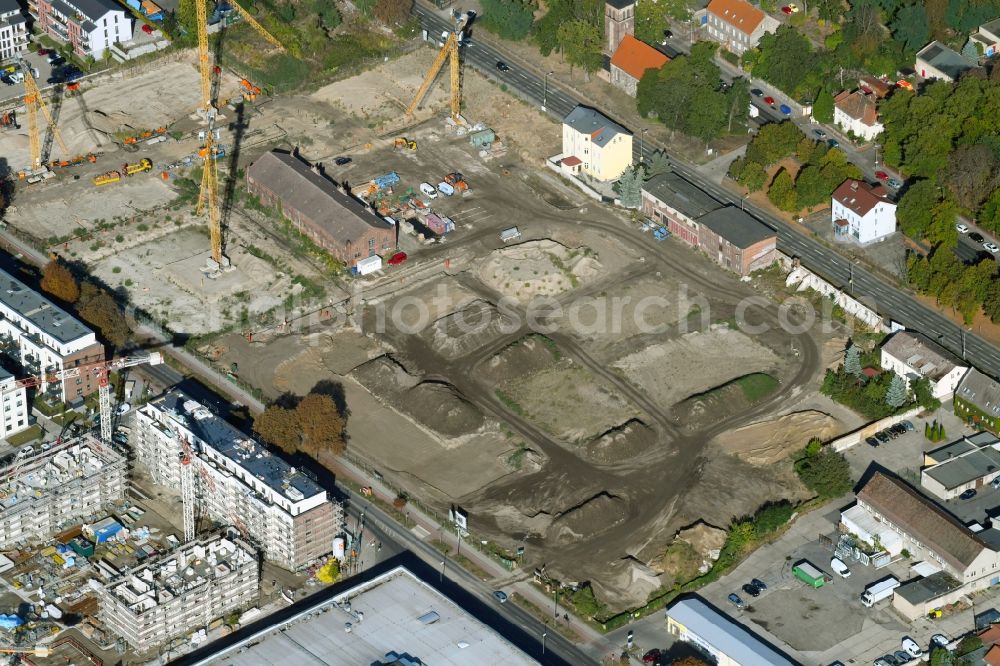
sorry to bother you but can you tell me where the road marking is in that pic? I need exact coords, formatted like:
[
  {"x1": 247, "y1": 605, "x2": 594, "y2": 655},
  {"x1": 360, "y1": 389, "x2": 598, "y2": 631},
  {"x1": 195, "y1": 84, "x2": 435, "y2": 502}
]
[{"x1": 411, "y1": 525, "x2": 430, "y2": 539}]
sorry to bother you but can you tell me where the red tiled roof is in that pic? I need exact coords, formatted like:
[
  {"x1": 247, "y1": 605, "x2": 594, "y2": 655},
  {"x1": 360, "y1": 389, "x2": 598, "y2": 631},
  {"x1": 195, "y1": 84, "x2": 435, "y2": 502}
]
[
  {"x1": 610, "y1": 35, "x2": 669, "y2": 81},
  {"x1": 562, "y1": 156, "x2": 582, "y2": 166},
  {"x1": 832, "y1": 179, "x2": 890, "y2": 216},
  {"x1": 981, "y1": 624, "x2": 1000, "y2": 645},
  {"x1": 834, "y1": 90, "x2": 880, "y2": 127},
  {"x1": 986, "y1": 644, "x2": 1000, "y2": 666},
  {"x1": 707, "y1": 0, "x2": 765, "y2": 35}
]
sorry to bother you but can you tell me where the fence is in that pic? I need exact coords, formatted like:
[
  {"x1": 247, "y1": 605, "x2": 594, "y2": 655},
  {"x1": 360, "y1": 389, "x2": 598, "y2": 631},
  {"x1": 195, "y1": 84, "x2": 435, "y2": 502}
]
[{"x1": 828, "y1": 405, "x2": 923, "y2": 451}]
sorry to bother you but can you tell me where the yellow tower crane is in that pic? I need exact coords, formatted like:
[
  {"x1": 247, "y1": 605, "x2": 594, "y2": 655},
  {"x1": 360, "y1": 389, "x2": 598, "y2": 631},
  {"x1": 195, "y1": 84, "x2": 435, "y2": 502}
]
[
  {"x1": 407, "y1": 17, "x2": 468, "y2": 121},
  {"x1": 18, "y1": 58, "x2": 70, "y2": 173},
  {"x1": 194, "y1": 0, "x2": 285, "y2": 266}
]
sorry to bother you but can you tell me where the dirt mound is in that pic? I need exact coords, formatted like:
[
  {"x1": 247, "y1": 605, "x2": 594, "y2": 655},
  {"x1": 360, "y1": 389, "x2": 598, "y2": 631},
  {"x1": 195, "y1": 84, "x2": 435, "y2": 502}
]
[
  {"x1": 492, "y1": 504, "x2": 554, "y2": 536},
  {"x1": 351, "y1": 356, "x2": 485, "y2": 440},
  {"x1": 424, "y1": 299, "x2": 520, "y2": 359},
  {"x1": 477, "y1": 239, "x2": 602, "y2": 304},
  {"x1": 712, "y1": 410, "x2": 843, "y2": 465},
  {"x1": 671, "y1": 373, "x2": 779, "y2": 432},
  {"x1": 548, "y1": 492, "x2": 630, "y2": 545},
  {"x1": 479, "y1": 335, "x2": 561, "y2": 386},
  {"x1": 584, "y1": 419, "x2": 657, "y2": 463}
]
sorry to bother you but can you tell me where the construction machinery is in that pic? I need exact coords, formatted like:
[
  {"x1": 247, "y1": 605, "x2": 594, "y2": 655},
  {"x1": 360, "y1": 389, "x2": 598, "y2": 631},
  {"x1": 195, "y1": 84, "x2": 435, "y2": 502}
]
[
  {"x1": 49, "y1": 153, "x2": 97, "y2": 169},
  {"x1": 0, "y1": 110, "x2": 17, "y2": 129},
  {"x1": 122, "y1": 127, "x2": 166, "y2": 145},
  {"x1": 93, "y1": 171, "x2": 121, "y2": 186},
  {"x1": 124, "y1": 158, "x2": 153, "y2": 176},
  {"x1": 406, "y1": 15, "x2": 468, "y2": 120},
  {"x1": 239, "y1": 78, "x2": 261, "y2": 101},
  {"x1": 17, "y1": 56, "x2": 70, "y2": 176},
  {"x1": 443, "y1": 171, "x2": 469, "y2": 193},
  {"x1": 394, "y1": 137, "x2": 417, "y2": 151},
  {"x1": 194, "y1": 0, "x2": 285, "y2": 269}
]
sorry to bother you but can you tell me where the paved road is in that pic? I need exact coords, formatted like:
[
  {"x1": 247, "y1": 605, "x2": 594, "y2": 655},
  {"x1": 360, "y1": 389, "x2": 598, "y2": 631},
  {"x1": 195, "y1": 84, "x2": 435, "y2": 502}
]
[{"x1": 419, "y1": 6, "x2": 1000, "y2": 378}]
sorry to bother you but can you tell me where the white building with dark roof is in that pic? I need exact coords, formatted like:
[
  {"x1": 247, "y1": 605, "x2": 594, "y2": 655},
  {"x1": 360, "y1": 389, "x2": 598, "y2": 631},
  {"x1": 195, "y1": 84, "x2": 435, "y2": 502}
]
[
  {"x1": 921, "y1": 432, "x2": 1000, "y2": 499},
  {"x1": 916, "y1": 41, "x2": 977, "y2": 82},
  {"x1": 880, "y1": 330, "x2": 968, "y2": 399},
  {"x1": 955, "y1": 368, "x2": 1000, "y2": 432},
  {"x1": 32, "y1": 0, "x2": 132, "y2": 59},
  {"x1": 561, "y1": 105, "x2": 633, "y2": 182},
  {"x1": 665, "y1": 596, "x2": 797, "y2": 666},
  {"x1": 831, "y1": 178, "x2": 896, "y2": 244},
  {"x1": 0, "y1": 0, "x2": 28, "y2": 60},
  {"x1": 134, "y1": 390, "x2": 342, "y2": 571}
]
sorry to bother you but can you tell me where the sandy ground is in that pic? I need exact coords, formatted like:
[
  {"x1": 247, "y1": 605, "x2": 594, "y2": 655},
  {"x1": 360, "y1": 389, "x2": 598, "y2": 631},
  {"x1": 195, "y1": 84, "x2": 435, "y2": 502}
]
[
  {"x1": 712, "y1": 410, "x2": 843, "y2": 465},
  {"x1": 477, "y1": 239, "x2": 603, "y2": 304},
  {"x1": 613, "y1": 326, "x2": 782, "y2": 408}
]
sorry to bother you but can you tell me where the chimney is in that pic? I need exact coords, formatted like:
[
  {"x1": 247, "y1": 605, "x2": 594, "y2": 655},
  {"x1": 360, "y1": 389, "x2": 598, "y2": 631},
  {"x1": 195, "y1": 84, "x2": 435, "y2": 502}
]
[{"x1": 850, "y1": 181, "x2": 858, "y2": 190}]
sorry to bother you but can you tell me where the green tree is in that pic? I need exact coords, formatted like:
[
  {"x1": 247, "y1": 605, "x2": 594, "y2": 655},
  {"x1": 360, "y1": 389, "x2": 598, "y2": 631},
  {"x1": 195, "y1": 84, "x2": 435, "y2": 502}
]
[
  {"x1": 634, "y1": 0, "x2": 691, "y2": 44},
  {"x1": 795, "y1": 448, "x2": 853, "y2": 498},
  {"x1": 176, "y1": 0, "x2": 197, "y2": 39},
  {"x1": 295, "y1": 393, "x2": 346, "y2": 456},
  {"x1": 812, "y1": 87, "x2": 834, "y2": 123},
  {"x1": 891, "y1": 3, "x2": 930, "y2": 52},
  {"x1": 943, "y1": 143, "x2": 1000, "y2": 212},
  {"x1": 928, "y1": 646, "x2": 953, "y2": 666},
  {"x1": 480, "y1": 0, "x2": 535, "y2": 40},
  {"x1": 644, "y1": 150, "x2": 671, "y2": 180},
  {"x1": 731, "y1": 159, "x2": 767, "y2": 192},
  {"x1": 614, "y1": 165, "x2": 644, "y2": 207},
  {"x1": 844, "y1": 343, "x2": 862, "y2": 376},
  {"x1": 557, "y1": 20, "x2": 603, "y2": 77},
  {"x1": 886, "y1": 373, "x2": 907, "y2": 408},
  {"x1": 749, "y1": 26, "x2": 822, "y2": 97},
  {"x1": 897, "y1": 180, "x2": 943, "y2": 240},
  {"x1": 744, "y1": 121, "x2": 802, "y2": 166},
  {"x1": 767, "y1": 168, "x2": 798, "y2": 212},
  {"x1": 794, "y1": 165, "x2": 830, "y2": 208}
]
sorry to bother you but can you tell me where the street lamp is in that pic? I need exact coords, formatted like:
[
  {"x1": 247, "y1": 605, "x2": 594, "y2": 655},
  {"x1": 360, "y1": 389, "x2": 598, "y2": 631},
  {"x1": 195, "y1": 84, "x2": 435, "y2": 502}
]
[
  {"x1": 874, "y1": 144, "x2": 880, "y2": 168},
  {"x1": 639, "y1": 128, "x2": 648, "y2": 162},
  {"x1": 542, "y1": 632, "x2": 547, "y2": 655},
  {"x1": 542, "y1": 70, "x2": 553, "y2": 112},
  {"x1": 741, "y1": 193, "x2": 748, "y2": 211},
  {"x1": 440, "y1": 559, "x2": 446, "y2": 582}
]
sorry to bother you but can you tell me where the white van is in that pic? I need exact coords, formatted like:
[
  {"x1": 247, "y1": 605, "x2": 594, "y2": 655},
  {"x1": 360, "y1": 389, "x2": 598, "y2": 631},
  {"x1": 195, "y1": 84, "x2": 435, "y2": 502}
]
[
  {"x1": 437, "y1": 181, "x2": 455, "y2": 196},
  {"x1": 419, "y1": 182, "x2": 438, "y2": 199},
  {"x1": 830, "y1": 557, "x2": 851, "y2": 578},
  {"x1": 9, "y1": 71, "x2": 23, "y2": 84}
]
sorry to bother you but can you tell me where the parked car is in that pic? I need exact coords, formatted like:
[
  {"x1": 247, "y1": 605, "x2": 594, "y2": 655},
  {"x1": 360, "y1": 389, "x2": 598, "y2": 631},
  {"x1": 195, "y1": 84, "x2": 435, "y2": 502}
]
[
  {"x1": 419, "y1": 182, "x2": 438, "y2": 198},
  {"x1": 742, "y1": 583, "x2": 760, "y2": 597},
  {"x1": 992, "y1": 477, "x2": 1000, "y2": 489},
  {"x1": 888, "y1": 178, "x2": 902, "y2": 188},
  {"x1": 985, "y1": 242, "x2": 999, "y2": 254},
  {"x1": 866, "y1": 436, "x2": 880, "y2": 447},
  {"x1": 751, "y1": 578, "x2": 767, "y2": 591},
  {"x1": 830, "y1": 557, "x2": 851, "y2": 578},
  {"x1": 781, "y1": 5, "x2": 794, "y2": 13},
  {"x1": 334, "y1": 156, "x2": 352, "y2": 165},
  {"x1": 764, "y1": 95, "x2": 775, "y2": 106},
  {"x1": 141, "y1": 23, "x2": 154, "y2": 34},
  {"x1": 881, "y1": 428, "x2": 897, "y2": 439},
  {"x1": 890, "y1": 423, "x2": 907, "y2": 435},
  {"x1": 960, "y1": 488, "x2": 978, "y2": 500},
  {"x1": 893, "y1": 650, "x2": 913, "y2": 664},
  {"x1": 970, "y1": 232, "x2": 986, "y2": 243},
  {"x1": 955, "y1": 222, "x2": 969, "y2": 234},
  {"x1": 493, "y1": 590, "x2": 508, "y2": 603},
  {"x1": 642, "y1": 649, "x2": 662, "y2": 664},
  {"x1": 495, "y1": 61, "x2": 510, "y2": 72},
  {"x1": 36, "y1": 48, "x2": 49, "y2": 56},
  {"x1": 902, "y1": 637, "x2": 922, "y2": 658},
  {"x1": 879, "y1": 654, "x2": 899, "y2": 666},
  {"x1": 751, "y1": 88, "x2": 763, "y2": 97},
  {"x1": 828, "y1": 138, "x2": 840, "y2": 148},
  {"x1": 813, "y1": 128, "x2": 827, "y2": 137},
  {"x1": 901, "y1": 420, "x2": 914, "y2": 431},
  {"x1": 387, "y1": 251, "x2": 407, "y2": 266},
  {"x1": 930, "y1": 634, "x2": 949, "y2": 648},
  {"x1": 727, "y1": 593, "x2": 745, "y2": 609},
  {"x1": 873, "y1": 659, "x2": 892, "y2": 666},
  {"x1": 875, "y1": 171, "x2": 889, "y2": 181},
  {"x1": 875, "y1": 431, "x2": 890, "y2": 443}
]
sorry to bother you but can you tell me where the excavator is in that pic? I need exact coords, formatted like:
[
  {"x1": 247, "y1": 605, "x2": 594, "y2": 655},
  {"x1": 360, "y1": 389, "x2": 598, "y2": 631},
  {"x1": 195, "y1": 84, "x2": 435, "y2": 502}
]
[{"x1": 394, "y1": 137, "x2": 417, "y2": 151}]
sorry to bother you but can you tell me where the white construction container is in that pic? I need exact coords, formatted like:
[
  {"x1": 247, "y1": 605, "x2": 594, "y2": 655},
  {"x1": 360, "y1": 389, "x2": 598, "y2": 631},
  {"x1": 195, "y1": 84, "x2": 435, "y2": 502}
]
[{"x1": 355, "y1": 256, "x2": 382, "y2": 276}]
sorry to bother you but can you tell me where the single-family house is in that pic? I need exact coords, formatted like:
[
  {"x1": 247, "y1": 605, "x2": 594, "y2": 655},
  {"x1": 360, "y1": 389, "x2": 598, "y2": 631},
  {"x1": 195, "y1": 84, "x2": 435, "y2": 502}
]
[
  {"x1": 858, "y1": 75, "x2": 892, "y2": 99},
  {"x1": 561, "y1": 105, "x2": 633, "y2": 182},
  {"x1": 609, "y1": 34, "x2": 668, "y2": 97},
  {"x1": 704, "y1": 0, "x2": 779, "y2": 56},
  {"x1": 833, "y1": 90, "x2": 883, "y2": 141},
  {"x1": 696, "y1": 206, "x2": 778, "y2": 277},
  {"x1": 880, "y1": 330, "x2": 968, "y2": 399},
  {"x1": 640, "y1": 172, "x2": 721, "y2": 247},
  {"x1": 955, "y1": 369, "x2": 1000, "y2": 433},
  {"x1": 915, "y1": 41, "x2": 977, "y2": 82},
  {"x1": 967, "y1": 18, "x2": 1000, "y2": 59},
  {"x1": 831, "y1": 179, "x2": 896, "y2": 244}
]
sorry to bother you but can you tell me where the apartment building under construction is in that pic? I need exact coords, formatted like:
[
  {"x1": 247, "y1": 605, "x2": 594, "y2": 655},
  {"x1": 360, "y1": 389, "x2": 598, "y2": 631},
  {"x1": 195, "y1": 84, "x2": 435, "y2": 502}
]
[
  {"x1": 0, "y1": 435, "x2": 126, "y2": 547},
  {"x1": 100, "y1": 533, "x2": 258, "y2": 649},
  {"x1": 133, "y1": 390, "x2": 342, "y2": 571}
]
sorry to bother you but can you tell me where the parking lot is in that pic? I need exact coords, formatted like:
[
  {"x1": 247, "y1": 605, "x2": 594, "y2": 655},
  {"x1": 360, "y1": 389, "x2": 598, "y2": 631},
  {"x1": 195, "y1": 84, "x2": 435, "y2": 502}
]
[{"x1": 0, "y1": 51, "x2": 59, "y2": 105}]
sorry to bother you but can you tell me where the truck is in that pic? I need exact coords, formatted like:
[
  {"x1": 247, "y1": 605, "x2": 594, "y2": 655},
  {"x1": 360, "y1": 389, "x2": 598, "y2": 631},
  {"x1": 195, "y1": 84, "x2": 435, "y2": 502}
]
[
  {"x1": 93, "y1": 171, "x2": 122, "y2": 186},
  {"x1": 861, "y1": 577, "x2": 900, "y2": 607},
  {"x1": 792, "y1": 560, "x2": 826, "y2": 588},
  {"x1": 373, "y1": 171, "x2": 400, "y2": 190},
  {"x1": 123, "y1": 158, "x2": 152, "y2": 176},
  {"x1": 653, "y1": 226, "x2": 670, "y2": 241}
]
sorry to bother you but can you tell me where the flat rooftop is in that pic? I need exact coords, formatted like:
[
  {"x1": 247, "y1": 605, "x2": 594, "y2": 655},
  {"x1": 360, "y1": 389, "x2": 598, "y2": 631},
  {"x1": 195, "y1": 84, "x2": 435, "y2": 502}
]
[
  {"x1": 199, "y1": 567, "x2": 538, "y2": 666},
  {"x1": 0, "y1": 435, "x2": 122, "y2": 509},
  {"x1": 0, "y1": 271, "x2": 93, "y2": 346},
  {"x1": 924, "y1": 445, "x2": 1000, "y2": 490},
  {"x1": 152, "y1": 391, "x2": 323, "y2": 501},
  {"x1": 895, "y1": 571, "x2": 963, "y2": 605}
]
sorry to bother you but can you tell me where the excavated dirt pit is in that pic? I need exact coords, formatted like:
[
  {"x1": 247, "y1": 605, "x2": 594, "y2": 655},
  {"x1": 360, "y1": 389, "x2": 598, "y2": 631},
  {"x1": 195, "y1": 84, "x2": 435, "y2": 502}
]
[
  {"x1": 476, "y1": 239, "x2": 602, "y2": 304},
  {"x1": 422, "y1": 299, "x2": 520, "y2": 359}
]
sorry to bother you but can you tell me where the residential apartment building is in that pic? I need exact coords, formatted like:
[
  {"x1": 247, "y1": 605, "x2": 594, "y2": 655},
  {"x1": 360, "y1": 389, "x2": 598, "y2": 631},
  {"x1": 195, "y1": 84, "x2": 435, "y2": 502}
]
[
  {"x1": 0, "y1": 269, "x2": 104, "y2": 404},
  {"x1": 703, "y1": 0, "x2": 778, "y2": 56},
  {"x1": 32, "y1": 0, "x2": 132, "y2": 60},
  {"x1": 0, "y1": 435, "x2": 125, "y2": 547},
  {"x1": 880, "y1": 330, "x2": 968, "y2": 399},
  {"x1": 641, "y1": 172, "x2": 721, "y2": 247},
  {"x1": 604, "y1": 0, "x2": 635, "y2": 56},
  {"x1": 833, "y1": 90, "x2": 883, "y2": 141},
  {"x1": 0, "y1": 0, "x2": 28, "y2": 60},
  {"x1": 101, "y1": 533, "x2": 259, "y2": 649},
  {"x1": 665, "y1": 596, "x2": 798, "y2": 666},
  {"x1": 0, "y1": 370, "x2": 29, "y2": 440},
  {"x1": 831, "y1": 178, "x2": 896, "y2": 244},
  {"x1": 696, "y1": 207, "x2": 778, "y2": 277},
  {"x1": 955, "y1": 368, "x2": 1000, "y2": 432},
  {"x1": 609, "y1": 34, "x2": 667, "y2": 97},
  {"x1": 246, "y1": 150, "x2": 395, "y2": 269},
  {"x1": 560, "y1": 105, "x2": 633, "y2": 182},
  {"x1": 134, "y1": 391, "x2": 342, "y2": 571},
  {"x1": 915, "y1": 41, "x2": 976, "y2": 82}
]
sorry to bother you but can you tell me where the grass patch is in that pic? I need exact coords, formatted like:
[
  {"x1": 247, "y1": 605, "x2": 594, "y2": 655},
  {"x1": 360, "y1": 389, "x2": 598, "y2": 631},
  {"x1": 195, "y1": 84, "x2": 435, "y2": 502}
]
[
  {"x1": 50, "y1": 411, "x2": 84, "y2": 428},
  {"x1": 735, "y1": 373, "x2": 779, "y2": 402},
  {"x1": 7, "y1": 425, "x2": 43, "y2": 447},
  {"x1": 32, "y1": 397, "x2": 65, "y2": 417},
  {"x1": 506, "y1": 443, "x2": 529, "y2": 469},
  {"x1": 495, "y1": 389, "x2": 525, "y2": 416}
]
